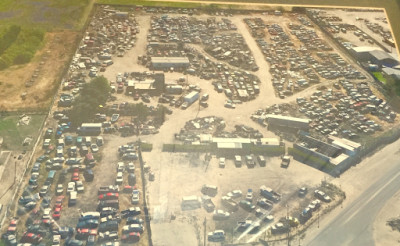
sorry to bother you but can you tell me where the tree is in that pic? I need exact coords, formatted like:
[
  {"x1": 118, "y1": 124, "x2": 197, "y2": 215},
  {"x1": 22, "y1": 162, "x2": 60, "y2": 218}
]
[{"x1": 68, "y1": 76, "x2": 110, "y2": 126}]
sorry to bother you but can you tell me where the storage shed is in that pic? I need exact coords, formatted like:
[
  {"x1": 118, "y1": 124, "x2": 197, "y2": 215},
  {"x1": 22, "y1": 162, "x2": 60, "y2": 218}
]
[
  {"x1": 78, "y1": 123, "x2": 102, "y2": 136},
  {"x1": 266, "y1": 114, "x2": 310, "y2": 130},
  {"x1": 151, "y1": 57, "x2": 190, "y2": 69}
]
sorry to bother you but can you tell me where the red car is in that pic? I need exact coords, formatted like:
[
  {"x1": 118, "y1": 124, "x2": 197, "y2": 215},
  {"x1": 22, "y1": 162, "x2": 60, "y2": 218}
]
[
  {"x1": 98, "y1": 192, "x2": 119, "y2": 200},
  {"x1": 21, "y1": 232, "x2": 42, "y2": 244},
  {"x1": 42, "y1": 218, "x2": 53, "y2": 226},
  {"x1": 122, "y1": 232, "x2": 140, "y2": 242},
  {"x1": 55, "y1": 196, "x2": 64, "y2": 208},
  {"x1": 71, "y1": 172, "x2": 79, "y2": 181},
  {"x1": 52, "y1": 207, "x2": 62, "y2": 220}
]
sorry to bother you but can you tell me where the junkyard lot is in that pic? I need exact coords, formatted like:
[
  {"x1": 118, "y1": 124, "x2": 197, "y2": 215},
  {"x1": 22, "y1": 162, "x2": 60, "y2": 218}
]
[
  {"x1": 57, "y1": 133, "x2": 149, "y2": 245},
  {"x1": 95, "y1": 10, "x2": 379, "y2": 245},
  {"x1": 25, "y1": 7, "x2": 393, "y2": 246}
]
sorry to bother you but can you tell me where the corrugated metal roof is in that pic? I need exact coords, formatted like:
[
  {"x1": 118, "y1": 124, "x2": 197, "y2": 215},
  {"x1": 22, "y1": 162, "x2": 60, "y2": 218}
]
[
  {"x1": 352, "y1": 46, "x2": 382, "y2": 53},
  {"x1": 266, "y1": 114, "x2": 310, "y2": 123},
  {"x1": 81, "y1": 123, "x2": 102, "y2": 128},
  {"x1": 212, "y1": 138, "x2": 252, "y2": 144},
  {"x1": 369, "y1": 50, "x2": 398, "y2": 62},
  {"x1": 151, "y1": 57, "x2": 190, "y2": 64},
  {"x1": 330, "y1": 153, "x2": 350, "y2": 166},
  {"x1": 217, "y1": 142, "x2": 242, "y2": 149}
]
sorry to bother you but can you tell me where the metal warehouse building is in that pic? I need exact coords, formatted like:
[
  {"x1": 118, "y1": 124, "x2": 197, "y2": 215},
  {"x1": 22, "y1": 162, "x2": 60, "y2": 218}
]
[
  {"x1": 151, "y1": 57, "x2": 190, "y2": 69},
  {"x1": 266, "y1": 114, "x2": 310, "y2": 130},
  {"x1": 350, "y1": 46, "x2": 399, "y2": 67}
]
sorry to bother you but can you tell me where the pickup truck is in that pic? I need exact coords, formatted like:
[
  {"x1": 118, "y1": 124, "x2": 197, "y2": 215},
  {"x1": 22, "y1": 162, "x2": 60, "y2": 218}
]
[
  {"x1": 260, "y1": 185, "x2": 281, "y2": 203},
  {"x1": 98, "y1": 185, "x2": 119, "y2": 195},
  {"x1": 245, "y1": 155, "x2": 255, "y2": 168},
  {"x1": 202, "y1": 196, "x2": 215, "y2": 212},
  {"x1": 281, "y1": 156, "x2": 291, "y2": 168},
  {"x1": 237, "y1": 220, "x2": 260, "y2": 233}
]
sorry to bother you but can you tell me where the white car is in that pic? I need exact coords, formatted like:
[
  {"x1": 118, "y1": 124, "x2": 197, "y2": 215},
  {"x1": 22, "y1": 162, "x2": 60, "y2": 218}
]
[
  {"x1": 127, "y1": 162, "x2": 135, "y2": 173},
  {"x1": 39, "y1": 185, "x2": 49, "y2": 197},
  {"x1": 227, "y1": 189, "x2": 242, "y2": 198},
  {"x1": 52, "y1": 235, "x2": 61, "y2": 246},
  {"x1": 224, "y1": 102, "x2": 236, "y2": 109},
  {"x1": 67, "y1": 182, "x2": 76, "y2": 193},
  {"x1": 117, "y1": 162, "x2": 125, "y2": 172},
  {"x1": 246, "y1": 189, "x2": 253, "y2": 201},
  {"x1": 56, "y1": 184, "x2": 63, "y2": 195},
  {"x1": 43, "y1": 208, "x2": 51, "y2": 219},
  {"x1": 219, "y1": 158, "x2": 225, "y2": 168},
  {"x1": 90, "y1": 144, "x2": 99, "y2": 153},
  {"x1": 314, "y1": 190, "x2": 331, "y2": 202},
  {"x1": 131, "y1": 190, "x2": 140, "y2": 204},
  {"x1": 116, "y1": 172, "x2": 123, "y2": 185},
  {"x1": 76, "y1": 181, "x2": 84, "y2": 193},
  {"x1": 213, "y1": 210, "x2": 230, "y2": 220}
]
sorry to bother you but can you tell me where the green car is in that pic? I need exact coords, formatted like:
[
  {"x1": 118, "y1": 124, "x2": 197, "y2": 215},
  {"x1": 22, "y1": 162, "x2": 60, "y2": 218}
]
[{"x1": 239, "y1": 199, "x2": 255, "y2": 211}]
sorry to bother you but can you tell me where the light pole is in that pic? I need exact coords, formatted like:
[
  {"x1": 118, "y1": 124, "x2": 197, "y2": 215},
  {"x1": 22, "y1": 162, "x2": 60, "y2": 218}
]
[
  {"x1": 287, "y1": 204, "x2": 290, "y2": 246},
  {"x1": 340, "y1": 184, "x2": 343, "y2": 208}
]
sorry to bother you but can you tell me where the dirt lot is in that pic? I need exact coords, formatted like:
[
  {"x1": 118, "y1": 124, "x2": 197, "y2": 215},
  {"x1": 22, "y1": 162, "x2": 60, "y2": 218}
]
[
  {"x1": 320, "y1": 9, "x2": 397, "y2": 57},
  {"x1": 143, "y1": 151, "x2": 327, "y2": 245},
  {"x1": 0, "y1": 31, "x2": 79, "y2": 111}
]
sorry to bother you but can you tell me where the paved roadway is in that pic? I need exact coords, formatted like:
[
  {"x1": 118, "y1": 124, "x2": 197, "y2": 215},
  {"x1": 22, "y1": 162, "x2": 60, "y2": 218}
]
[{"x1": 305, "y1": 141, "x2": 400, "y2": 246}]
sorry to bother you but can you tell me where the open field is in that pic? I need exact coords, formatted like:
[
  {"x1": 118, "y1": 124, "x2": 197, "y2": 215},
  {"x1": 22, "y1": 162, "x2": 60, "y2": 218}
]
[
  {"x1": 0, "y1": 0, "x2": 93, "y2": 30},
  {"x1": 0, "y1": 31, "x2": 80, "y2": 111},
  {"x1": 0, "y1": 114, "x2": 45, "y2": 151}
]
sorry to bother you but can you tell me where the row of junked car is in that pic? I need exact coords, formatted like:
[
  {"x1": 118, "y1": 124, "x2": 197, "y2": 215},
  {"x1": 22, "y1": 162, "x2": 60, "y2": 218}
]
[
  {"x1": 218, "y1": 155, "x2": 266, "y2": 168},
  {"x1": 206, "y1": 185, "x2": 333, "y2": 242},
  {"x1": 218, "y1": 155, "x2": 291, "y2": 168}
]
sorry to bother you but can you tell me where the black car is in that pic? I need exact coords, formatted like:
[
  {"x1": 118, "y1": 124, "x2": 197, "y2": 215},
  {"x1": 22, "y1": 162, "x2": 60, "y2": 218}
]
[
  {"x1": 126, "y1": 216, "x2": 144, "y2": 225},
  {"x1": 66, "y1": 239, "x2": 84, "y2": 246},
  {"x1": 257, "y1": 198, "x2": 273, "y2": 209},
  {"x1": 121, "y1": 207, "x2": 141, "y2": 218}
]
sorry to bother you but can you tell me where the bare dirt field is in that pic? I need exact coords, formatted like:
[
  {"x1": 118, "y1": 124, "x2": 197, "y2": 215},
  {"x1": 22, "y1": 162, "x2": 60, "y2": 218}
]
[{"x1": 0, "y1": 31, "x2": 79, "y2": 111}]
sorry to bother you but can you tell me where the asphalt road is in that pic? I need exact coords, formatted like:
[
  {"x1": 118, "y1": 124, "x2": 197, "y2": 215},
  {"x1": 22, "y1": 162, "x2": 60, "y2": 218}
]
[{"x1": 306, "y1": 144, "x2": 400, "y2": 246}]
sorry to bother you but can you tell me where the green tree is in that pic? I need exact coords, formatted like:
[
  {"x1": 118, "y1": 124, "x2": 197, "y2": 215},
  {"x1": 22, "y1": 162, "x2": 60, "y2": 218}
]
[
  {"x1": 385, "y1": 75, "x2": 400, "y2": 96},
  {"x1": 69, "y1": 76, "x2": 110, "y2": 126}
]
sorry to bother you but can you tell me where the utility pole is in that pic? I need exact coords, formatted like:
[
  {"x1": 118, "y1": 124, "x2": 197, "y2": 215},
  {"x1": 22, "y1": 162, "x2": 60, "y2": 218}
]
[
  {"x1": 340, "y1": 184, "x2": 343, "y2": 208},
  {"x1": 287, "y1": 204, "x2": 290, "y2": 246},
  {"x1": 14, "y1": 161, "x2": 17, "y2": 185},
  {"x1": 203, "y1": 217, "x2": 207, "y2": 246},
  {"x1": 318, "y1": 211, "x2": 320, "y2": 228}
]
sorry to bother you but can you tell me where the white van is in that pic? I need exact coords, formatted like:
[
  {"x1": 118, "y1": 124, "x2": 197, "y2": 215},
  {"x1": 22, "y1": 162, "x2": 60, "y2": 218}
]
[
  {"x1": 81, "y1": 211, "x2": 100, "y2": 220},
  {"x1": 234, "y1": 155, "x2": 242, "y2": 167},
  {"x1": 69, "y1": 191, "x2": 77, "y2": 206}
]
